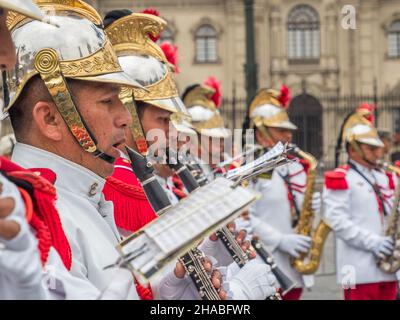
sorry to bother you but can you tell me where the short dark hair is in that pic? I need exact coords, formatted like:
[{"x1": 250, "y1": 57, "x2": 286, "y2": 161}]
[{"x1": 103, "y1": 9, "x2": 133, "y2": 28}]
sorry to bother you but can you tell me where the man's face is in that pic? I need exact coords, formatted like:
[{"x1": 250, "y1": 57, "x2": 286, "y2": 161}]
[
  {"x1": 70, "y1": 81, "x2": 131, "y2": 178},
  {"x1": 360, "y1": 143, "x2": 381, "y2": 165},
  {"x1": 350, "y1": 142, "x2": 380, "y2": 168},
  {"x1": 198, "y1": 135, "x2": 225, "y2": 165},
  {"x1": 0, "y1": 9, "x2": 17, "y2": 70},
  {"x1": 256, "y1": 126, "x2": 293, "y2": 147},
  {"x1": 122, "y1": 103, "x2": 173, "y2": 153},
  {"x1": 268, "y1": 127, "x2": 293, "y2": 145},
  {"x1": 141, "y1": 103, "x2": 172, "y2": 138}
]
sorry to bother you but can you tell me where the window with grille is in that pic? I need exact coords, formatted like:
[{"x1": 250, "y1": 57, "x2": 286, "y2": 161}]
[
  {"x1": 159, "y1": 27, "x2": 174, "y2": 44},
  {"x1": 195, "y1": 25, "x2": 218, "y2": 63},
  {"x1": 388, "y1": 20, "x2": 400, "y2": 58},
  {"x1": 287, "y1": 4, "x2": 320, "y2": 61}
]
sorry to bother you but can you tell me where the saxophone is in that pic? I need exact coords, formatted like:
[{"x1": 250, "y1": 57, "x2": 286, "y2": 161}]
[
  {"x1": 377, "y1": 161, "x2": 400, "y2": 273},
  {"x1": 289, "y1": 144, "x2": 331, "y2": 274}
]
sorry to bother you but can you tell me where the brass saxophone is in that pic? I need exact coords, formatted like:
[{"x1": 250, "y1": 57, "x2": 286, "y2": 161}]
[
  {"x1": 289, "y1": 144, "x2": 331, "y2": 274},
  {"x1": 377, "y1": 161, "x2": 400, "y2": 273}
]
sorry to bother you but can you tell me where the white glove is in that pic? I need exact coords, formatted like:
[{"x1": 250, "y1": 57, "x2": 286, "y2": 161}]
[
  {"x1": 278, "y1": 234, "x2": 311, "y2": 258},
  {"x1": 311, "y1": 192, "x2": 321, "y2": 215},
  {"x1": 228, "y1": 260, "x2": 277, "y2": 300},
  {"x1": 234, "y1": 217, "x2": 253, "y2": 238},
  {"x1": 198, "y1": 237, "x2": 234, "y2": 267},
  {"x1": 372, "y1": 236, "x2": 394, "y2": 259},
  {"x1": 153, "y1": 268, "x2": 199, "y2": 300},
  {"x1": 0, "y1": 227, "x2": 47, "y2": 299},
  {"x1": 0, "y1": 174, "x2": 27, "y2": 249}
]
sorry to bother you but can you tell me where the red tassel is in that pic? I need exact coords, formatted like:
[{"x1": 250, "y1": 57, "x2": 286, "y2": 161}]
[
  {"x1": 324, "y1": 170, "x2": 348, "y2": 190},
  {"x1": 386, "y1": 172, "x2": 396, "y2": 190},
  {"x1": 160, "y1": 42, "x2": 180, "y2": 73},
  {"x1": 356, "y1": 103, "x2": 375, "y2": 124},
  {"x1": 0, "y1": 157, "x2": 72, "y2": 270},
  {"x1": 171, "y1": 174, "x2": 188, "y2": 199},
  {"x1": 9, "y1": 170, "x2": 72, "y2": 270},
  {"x1": 104, "y1": 176, "x2": 157, "y2": 232},
  {"x1": 141, "y1": 8, "x2": 160, "y2": 16},
  {"x1": 135, "y1": 282, "x2": 154, "y2": 300},
  {"x1": 278, "y1": 85, "x2": 291, "y2": 109},
  {"x1": 204, "y1": 76, "x2": 222, "y2": 108},
  {"x1": 299, "y1": 158, "x2": 310, "y2": 175}
]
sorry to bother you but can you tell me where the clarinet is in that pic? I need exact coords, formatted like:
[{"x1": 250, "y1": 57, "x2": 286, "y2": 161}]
[
  {"x1": 125, "y1": 146, "x2": 172, "y2": 215},
  {"x1": 126, "y1": 146, "x2": 221, "y2": 300},
  {"x1": 173, "y1": 151, "x2": 284, "y2": 300},
  {"x1": 251, "y1": 239, "x2": 296, "y2": 295},
  {"x1": 166, "y1": 149, "x2": 252, "y2": 268},
  {"x1": 179, "y1": 248, "x2": 221, "y2": 300}
]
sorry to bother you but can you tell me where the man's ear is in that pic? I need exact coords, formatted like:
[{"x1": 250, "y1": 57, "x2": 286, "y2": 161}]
[
  {"x1": 31, "y1": 101, "x2": 63, "y2": 141},
  {"x1": 255, "y1": 129, "x2": 270, "y2": 147}
]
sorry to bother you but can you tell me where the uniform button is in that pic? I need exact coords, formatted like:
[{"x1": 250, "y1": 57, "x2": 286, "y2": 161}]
[{"x1": 88, "y1": 182, "x2": 99, "y2": 197}]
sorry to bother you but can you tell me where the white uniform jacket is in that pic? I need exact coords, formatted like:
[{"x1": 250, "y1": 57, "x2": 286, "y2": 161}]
[
  {"x1": 249, "y1": 160, "x2": 309, "y2": 288},
  {"x1": 12, "y1": 143, "x2": 139, "y2": 299},
  {"x1": 323, "y1": 161, "x2": 397, "y2": 285}
]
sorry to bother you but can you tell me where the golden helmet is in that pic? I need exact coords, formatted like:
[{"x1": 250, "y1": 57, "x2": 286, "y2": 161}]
[
  {"x1": 183, "y1": 78, "x2": 231, "y2": 139},
  {"x1": 249, "y1": 86, "x2": 297, "y2": 131},
  {"x1": 4, "y1": 0, "x2": 143, "y2": 161},
  {"x1": 342, "y1": 113, "x2": 383, "y2": 148},
  {"x1": 105, "y1": 12, "x2": 195, "y2": 135}
]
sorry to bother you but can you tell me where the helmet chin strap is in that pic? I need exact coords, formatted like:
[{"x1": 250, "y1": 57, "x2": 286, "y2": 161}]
[
  {"x1": 253, "y1": 118, "x2": 275, "y2": 147},
  {"x1": 350, "y1": 140, "x2": 377, "y2": 167},
  {"x1": 93, "y1": 150, "x2": 116, "y2": 164}
]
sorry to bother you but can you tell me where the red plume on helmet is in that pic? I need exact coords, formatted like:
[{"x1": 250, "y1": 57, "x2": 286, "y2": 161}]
[
  {"x1": 141, "y1": 8, "x2": 161, "y2": 42},
  {"x1": 356, "y1": 102, "x2": 376, "y2": 124},
  {"x1": 204, "y1": 76, "x2": 222, "y2": 108},
  {"x1": 160, "y1": 42, "x2": 180, "y2": 74},
  {"x1": 278, "y1": 85, "x2": 291, "y2": 109}
]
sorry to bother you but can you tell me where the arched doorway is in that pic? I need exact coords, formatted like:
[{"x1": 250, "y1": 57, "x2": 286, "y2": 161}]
[{"x1": 287, "y1": 94, "x2": 323, "y2": 158}]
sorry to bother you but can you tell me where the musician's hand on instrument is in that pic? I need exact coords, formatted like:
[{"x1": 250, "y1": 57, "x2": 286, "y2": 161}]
[
  {"x1": 229, "y1": 260, "x2": 277, "y2": 300},
  {"x1": 372, "y1": 236, "x2": 394, "y2": 258},
  {"x1": 311, "y1": 192, "x2": 322, "y2": 214},
  {"x1": 278, "y1": 234, "x2": 312, "y2": 258},
  {"x1": 234, "y1": 216, "x2": 253, "y2": 235},
  {"x1": 235, "y1": 229, "x2": 256, "y2": 260},
  {"x1": 174, "y1": 261, "x2": 187, "y2": 279},
  {"x1": 174, "y1": 256, "x2": 215, "y2": 278},
  {"x1": 211, "y1": 269, "x2": 227, "y2": 300},
  {"x1": 240, "y1": 210, "x2": 250, "y2": 220},
  {"x1": 209, "y1": 222, "x2": 235, "y2": 241}
]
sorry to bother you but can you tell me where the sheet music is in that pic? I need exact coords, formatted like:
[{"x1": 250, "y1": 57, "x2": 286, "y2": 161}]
[
  {"x1": 117, "y1": 177, "x2": 259, "y2": 281},
  {"x1": 226, "y1": 142, "x2": 285, "y2": 180}
]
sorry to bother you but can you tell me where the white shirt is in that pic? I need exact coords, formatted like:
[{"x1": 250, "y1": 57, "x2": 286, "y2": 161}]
[
  {"x1": 249, "y1": 161, "x2": 308, "y2": 288},
  {"x1": 12, "y1": 143, "x2": 139, "y2": 300},
  {"x1": 323, "y1": 160, "x2": 397, "y2": 285}
]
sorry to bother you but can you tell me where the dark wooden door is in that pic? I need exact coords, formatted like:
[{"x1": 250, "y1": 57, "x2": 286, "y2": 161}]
[{"x1": 288, "y1": 94, "x2": 323, "y2": 158}]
